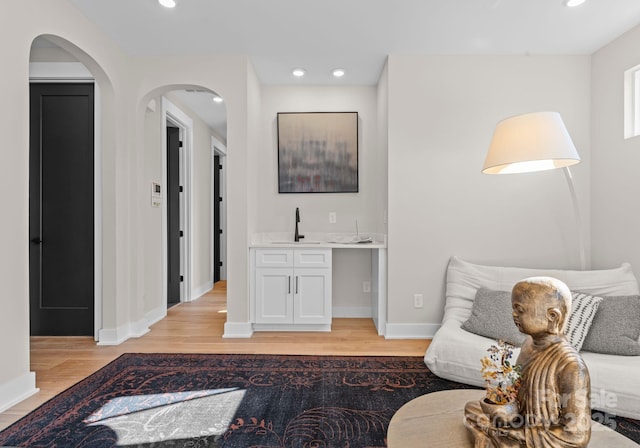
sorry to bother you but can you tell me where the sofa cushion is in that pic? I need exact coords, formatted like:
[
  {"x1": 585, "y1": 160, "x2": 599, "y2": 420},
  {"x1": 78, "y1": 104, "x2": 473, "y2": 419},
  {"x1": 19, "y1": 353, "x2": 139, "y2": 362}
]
[
  {"x1": 461, "y1": 288, "x2": 604, "y2": 351},
  {"x1": 566, "y1": 292, "x2": 603, "y2": 352},
  {"x1": 461, "y1": 288, "x2": 525, "y2": 346},
  {"x1": 443, "y1": 256, "x2": 639, "y2": 326},
  {"x1": 580, "y1": 295, "x2": 640, "y2": 356}
]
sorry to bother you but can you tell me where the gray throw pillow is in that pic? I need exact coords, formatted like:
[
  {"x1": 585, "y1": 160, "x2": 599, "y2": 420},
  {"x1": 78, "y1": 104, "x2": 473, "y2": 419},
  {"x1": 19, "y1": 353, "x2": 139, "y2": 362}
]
[
  {"x1": 565, "y1": 292, "x2": 603, "y2": 352},
  {"x1": 461, "y1": 288, "x2": 525, "y2": 346},
  {"x1": 580, "y1": 295, "x2": 640, "y2": 356}
]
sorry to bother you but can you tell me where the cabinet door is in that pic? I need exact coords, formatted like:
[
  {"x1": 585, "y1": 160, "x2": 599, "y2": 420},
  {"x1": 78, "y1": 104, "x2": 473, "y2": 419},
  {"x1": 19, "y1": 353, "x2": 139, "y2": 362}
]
[
  {"x1": 255, "y1": 268, "x2": 293, "y2": 324},
  {"x1": 294, "y1": 268, "x2": 331, "y2": 324}
]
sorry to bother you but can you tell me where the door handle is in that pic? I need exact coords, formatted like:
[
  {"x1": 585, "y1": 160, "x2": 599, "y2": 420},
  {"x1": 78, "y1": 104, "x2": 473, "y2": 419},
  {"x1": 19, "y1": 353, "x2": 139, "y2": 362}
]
[
  {"x1": 31, "y1": 237, "x2": 43, "y2": 244},
  {"x1": 295, "y1": 276, "x2": 299, "y2": 294},
  {"x1": 288, "y1": 276, "x2": 291, "y2": 294}
]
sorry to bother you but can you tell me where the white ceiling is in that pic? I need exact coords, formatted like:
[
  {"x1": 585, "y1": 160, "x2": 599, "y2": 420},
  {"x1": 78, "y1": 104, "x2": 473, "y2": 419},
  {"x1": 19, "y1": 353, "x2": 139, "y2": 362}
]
[
  {"x1": 68, "y1": 0, "x2": 640, "y2": 137},
  {"x1": 169, "y1": 89, "x2": 228, "y2": 139}
]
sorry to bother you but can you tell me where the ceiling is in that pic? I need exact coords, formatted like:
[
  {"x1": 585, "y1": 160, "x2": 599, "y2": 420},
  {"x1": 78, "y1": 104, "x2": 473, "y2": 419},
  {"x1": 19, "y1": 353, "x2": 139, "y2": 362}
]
[{"x1": 68, "y1": 0, "x2": 640, "y2": 137}]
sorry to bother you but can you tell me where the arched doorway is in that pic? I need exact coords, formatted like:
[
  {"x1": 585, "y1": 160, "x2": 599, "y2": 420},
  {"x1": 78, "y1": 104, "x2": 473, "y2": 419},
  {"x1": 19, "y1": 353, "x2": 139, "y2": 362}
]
[
  {"x1": 140, "y1": 86, "x2": 227, "y2": 322},
  {"x1": 28, "y1": 34, "x2": 114, "y2": 339}
]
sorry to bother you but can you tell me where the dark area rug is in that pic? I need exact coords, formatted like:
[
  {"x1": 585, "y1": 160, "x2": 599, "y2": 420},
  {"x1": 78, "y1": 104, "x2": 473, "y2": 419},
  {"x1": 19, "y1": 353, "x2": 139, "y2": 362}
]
[{"x1": 0, "y1": 353, "x2": 638, "y2": 447}]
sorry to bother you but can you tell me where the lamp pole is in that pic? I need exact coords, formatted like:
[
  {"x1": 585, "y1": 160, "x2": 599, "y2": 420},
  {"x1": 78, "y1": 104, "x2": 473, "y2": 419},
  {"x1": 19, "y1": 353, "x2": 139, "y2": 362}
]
[{"x1": 563, "y1": 167, "x2": 586, "y2": 270}]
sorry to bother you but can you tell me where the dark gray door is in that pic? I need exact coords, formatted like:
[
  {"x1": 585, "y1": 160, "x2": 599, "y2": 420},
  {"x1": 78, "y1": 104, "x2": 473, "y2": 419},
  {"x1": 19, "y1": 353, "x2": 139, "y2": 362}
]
[
  {"x1": 167, "y1": 126, "x2": 181, "y2": 306},
  {"x1": 29, "y1": 83, "x2": 94, "y2": 336},
  {"x1": 214, "y1": 155, "x2": 222, "y2": 282}
]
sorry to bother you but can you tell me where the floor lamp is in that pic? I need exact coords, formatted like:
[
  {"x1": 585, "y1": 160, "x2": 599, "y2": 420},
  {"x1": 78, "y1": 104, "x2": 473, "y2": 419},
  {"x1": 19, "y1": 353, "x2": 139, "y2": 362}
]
[{"x1": 482, "y1": 111, "x2": 586, "y2": 269}]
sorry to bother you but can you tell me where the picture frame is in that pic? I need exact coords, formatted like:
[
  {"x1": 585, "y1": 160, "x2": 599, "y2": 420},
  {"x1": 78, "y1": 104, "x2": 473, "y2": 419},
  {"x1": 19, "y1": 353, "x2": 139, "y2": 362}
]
[{"x1": 277, "y1": 112, "x2": 358, "y2": 193}]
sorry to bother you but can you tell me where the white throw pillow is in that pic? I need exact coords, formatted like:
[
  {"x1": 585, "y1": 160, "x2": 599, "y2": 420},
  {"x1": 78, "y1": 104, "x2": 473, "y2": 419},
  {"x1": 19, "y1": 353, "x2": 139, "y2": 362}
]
[{"x1": 565, "y1": 292, "x2": 603, "y2": 352}]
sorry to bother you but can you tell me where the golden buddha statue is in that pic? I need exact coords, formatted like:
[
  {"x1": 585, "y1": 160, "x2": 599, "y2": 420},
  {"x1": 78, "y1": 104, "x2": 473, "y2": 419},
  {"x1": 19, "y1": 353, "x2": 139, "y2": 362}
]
[{"x1": 464, "y1": 276, "x2": 591, "y2": 447}]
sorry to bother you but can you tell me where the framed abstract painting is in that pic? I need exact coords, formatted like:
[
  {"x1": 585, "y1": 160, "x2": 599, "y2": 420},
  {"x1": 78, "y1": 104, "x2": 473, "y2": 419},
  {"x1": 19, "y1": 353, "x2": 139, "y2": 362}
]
[{"x1": 277, "y1": 112, "x2": 358, "y2": 193}]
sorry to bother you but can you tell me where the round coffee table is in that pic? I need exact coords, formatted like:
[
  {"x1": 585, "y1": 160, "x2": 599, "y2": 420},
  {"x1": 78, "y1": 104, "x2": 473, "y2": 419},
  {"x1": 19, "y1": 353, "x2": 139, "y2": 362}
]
[{"x1": 387, "y1": 389, "x2": 639, "y2": 447}]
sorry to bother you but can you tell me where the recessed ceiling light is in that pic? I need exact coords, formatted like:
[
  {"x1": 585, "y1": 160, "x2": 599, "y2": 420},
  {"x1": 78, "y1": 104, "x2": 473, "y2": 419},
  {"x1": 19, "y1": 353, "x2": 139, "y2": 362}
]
[
  {"x1": 332, "y1": 68, "x2": 345, "y2": 78},
  {"x1": 212, "y1": 96, "x2": 223, "y2": 103},
  {"x1": 292, "y1": 68, "x2": 306, "y2": 77},
  {"x1": 564, "y1": 0, "x2": 586, "y2": 7},
  {"x1": 158, "y1": 0, "x2": 176, "y2": 8}
]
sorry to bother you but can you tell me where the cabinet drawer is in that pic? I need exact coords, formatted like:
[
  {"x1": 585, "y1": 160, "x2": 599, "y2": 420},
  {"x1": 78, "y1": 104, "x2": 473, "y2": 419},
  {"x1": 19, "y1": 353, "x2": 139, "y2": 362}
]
[
  {"x1": 255, "y1": 249, "x2": 294, "y2": 268},
  {"x1": 294, "y1": 249, "x2": 332, "y2": 268}
]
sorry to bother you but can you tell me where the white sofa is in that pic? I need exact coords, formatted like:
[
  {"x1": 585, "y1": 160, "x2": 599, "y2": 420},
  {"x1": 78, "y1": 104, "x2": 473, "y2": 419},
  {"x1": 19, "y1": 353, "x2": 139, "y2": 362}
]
[{"x1": 424, "y1": 256, "x2": 640, "y2": 420}]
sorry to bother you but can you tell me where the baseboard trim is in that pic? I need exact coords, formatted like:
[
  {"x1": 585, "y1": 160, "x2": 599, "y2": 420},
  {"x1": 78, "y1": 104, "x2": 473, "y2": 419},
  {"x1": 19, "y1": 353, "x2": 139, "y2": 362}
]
[
  {"x1": 253, "y1": 323, "x2": 331, "y2": 332},
  {"x1": 0, "y1": 372, "x2": 39, "y2": 414},
  {"x1": 191, "y1": 281, "x2": 213, "y2": 302},
  {"x1": 332, "y1": 306, "x2": 372, "y2": 318},
  {"x1": 145, "y1": 305, "x2": 167, "y2": 328},
  {"x1": 97, "y1": 317, "x2": 150, "y2": 346},
  {"x1": 384, "y1": 323, "x2": 440, "y2": 340},
  {"x1": 223, "y1": 321, "x2": 253, "y2": 338}
]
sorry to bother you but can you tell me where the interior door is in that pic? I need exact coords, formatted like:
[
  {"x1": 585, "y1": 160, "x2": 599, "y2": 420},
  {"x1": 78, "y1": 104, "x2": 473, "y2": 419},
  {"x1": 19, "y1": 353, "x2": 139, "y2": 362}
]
[
  {"x1": 214, "y1": 154, "x2": 221, "y2": 282},
  {"x1": 29, "y1": 83, "x2": 95, "y2": 336},
  {"x1": 166, "y1": 125, "x2": 181, "y2": 306}
]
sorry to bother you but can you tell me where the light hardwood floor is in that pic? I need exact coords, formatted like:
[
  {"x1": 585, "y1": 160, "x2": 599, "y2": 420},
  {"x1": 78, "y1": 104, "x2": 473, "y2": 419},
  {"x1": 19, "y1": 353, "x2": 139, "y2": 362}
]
[{"x1": 0, "y1": 281, "x2": 430, "y2": 430}]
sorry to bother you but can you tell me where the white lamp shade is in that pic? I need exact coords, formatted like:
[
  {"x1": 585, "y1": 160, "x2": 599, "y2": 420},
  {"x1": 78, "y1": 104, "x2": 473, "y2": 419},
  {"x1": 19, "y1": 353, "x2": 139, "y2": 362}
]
[{"x1": 482, "y1": 111, "x2": 580, "y2": 174}]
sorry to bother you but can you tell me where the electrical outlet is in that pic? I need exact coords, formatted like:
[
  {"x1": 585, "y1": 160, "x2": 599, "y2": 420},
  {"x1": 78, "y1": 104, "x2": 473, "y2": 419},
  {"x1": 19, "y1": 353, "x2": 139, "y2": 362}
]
[
  {"x1": 363, "y1": 281, "x2": 371, "y2": 293},
  {"x1": 414, "y1": 294, "x2": 424, "y2": 308},
  {"x1": 329, "y1": 212, "x2": 337, "y2": 224}
]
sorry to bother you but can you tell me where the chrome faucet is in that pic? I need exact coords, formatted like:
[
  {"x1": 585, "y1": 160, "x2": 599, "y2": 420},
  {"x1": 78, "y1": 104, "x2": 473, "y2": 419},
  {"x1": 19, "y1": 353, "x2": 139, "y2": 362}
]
[{"x1": 294, "y1": 207, "x2": 304, "y2": 242}]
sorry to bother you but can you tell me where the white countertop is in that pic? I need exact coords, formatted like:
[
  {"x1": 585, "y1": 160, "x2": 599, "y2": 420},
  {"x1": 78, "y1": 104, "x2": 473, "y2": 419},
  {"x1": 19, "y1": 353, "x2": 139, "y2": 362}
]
[{"x1": 250, "y1": 232, "x2": 387, "y2": 249}]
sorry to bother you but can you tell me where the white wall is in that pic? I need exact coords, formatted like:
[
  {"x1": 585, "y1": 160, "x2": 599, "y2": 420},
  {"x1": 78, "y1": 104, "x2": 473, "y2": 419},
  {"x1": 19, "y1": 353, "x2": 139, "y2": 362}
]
[
  {"x1": 0, "y1": 28, "x2": 32, "y2": 413},
  {"x1": 377, "y1": 62, "x2": 389, "y2": 235},
  {"x1": 0, "y1": 0, "x2": 134, "y2": 409},
  {"x1": 258, "y1": 86, "x2": 382, "y2": 234},
  {"x1": 222, "y1": 58, "x2": 256, "y2": 334},
  {"x1": 143, "y1": 98, "x2": 164, "y2": 318},
  {"x1": 591, "y1": 24, "x2": 640, "y2": 276},
  {"x1": 256, "y1": 86, "x2": 383, "y2": 314},
  {"x1": 0, "y1": 0, "x2": 253, "y2": 409},
  {"x1": 386, "y1": 55, "x2": 592, "y2": 335}
]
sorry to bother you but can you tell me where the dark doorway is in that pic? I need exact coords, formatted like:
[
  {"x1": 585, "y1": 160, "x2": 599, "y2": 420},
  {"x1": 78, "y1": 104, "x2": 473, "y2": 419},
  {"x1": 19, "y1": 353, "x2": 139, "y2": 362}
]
[
  {"x1": 213, "y1": 154, "x2": 222, "y2": 282},
  {"x1": 29, "y1": 83, "x2": 95, "y2": 336},
  {"x1": 166, "y1": 125, "x2": 182, "y2": 307}
]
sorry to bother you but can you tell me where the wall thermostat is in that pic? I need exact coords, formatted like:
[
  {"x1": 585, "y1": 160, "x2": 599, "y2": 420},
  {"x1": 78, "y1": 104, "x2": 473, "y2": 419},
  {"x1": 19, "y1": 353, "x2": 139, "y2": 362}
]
[{"x1": 151, "y1": 182, "x2": 162, "y2": 207}]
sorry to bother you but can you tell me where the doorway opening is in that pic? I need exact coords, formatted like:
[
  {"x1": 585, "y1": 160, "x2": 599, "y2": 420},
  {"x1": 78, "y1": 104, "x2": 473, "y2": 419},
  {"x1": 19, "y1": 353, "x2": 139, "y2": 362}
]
[
  {"x1": 28, "y1": 36, "x2": 106, "y2": 339},
  {"x1": 162, "y1": 97, "x2": 193, "y2": 307},
  {"x1": 212, "y1": 137, "x2": 227, "y2": 284},
  {"x1": 142, "y1": 86, "x2": 227, "y2": 326},
  {"x1": 29, "y1": 82, "x2": 95, "y2": 336}
]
